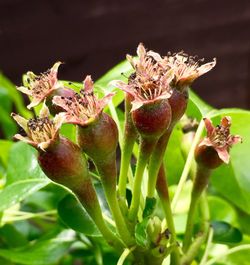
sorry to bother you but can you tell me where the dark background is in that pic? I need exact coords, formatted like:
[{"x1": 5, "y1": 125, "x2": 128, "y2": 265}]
[{"x1": 1, "y1": 0, "x2": 250, "y2": 109}]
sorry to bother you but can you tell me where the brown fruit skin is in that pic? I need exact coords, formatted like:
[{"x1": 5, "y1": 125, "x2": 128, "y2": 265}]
[
  {"x1": 48, "y1": 87, "x2": 76, "y2": 115},
  {"x1": 77, "y1": 112, "x2": 118, "y2": 163},
  {"x1": 38, "y1": 137, "x2": 89, "y2": 191},
  {"x1": 168, "y1": 89, "x2": 188, "y2": 126},
  {"x1": 132, "y1": 99, "x2": 172, "y2": 139},
  {"x1": 195, "y1": 144, "x2": 224, "y2": 169}
]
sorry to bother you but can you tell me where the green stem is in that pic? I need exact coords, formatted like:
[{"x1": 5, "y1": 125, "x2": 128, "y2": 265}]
[
  {"x1": 75, "y1": 178, "x2": 124, "y2": 252},
  {"x1": 147, "y1": 128, "x2": 172, "y2": 198},
  {"x1": 96, "y1": 157, "x2": 135, "y2": 246},
  {"x1": 182, "y1": 166, "x2": 211, "y2": 253},
  {"x1": 199, "y1": 227, "x2": 214, "y2": 265},
  {"x1": 118, "y1": 95, "x2": 137, "y2": 207},
  {"x1": 148, "y1": 127, "x2": 180, "y2": 264},
  {"x1": 157, "y1": 165, "x2": 181, "y2": 265},
  {"x1": 205, "y1": 244, "x2": 250, "y2": 265},
  {"x1": 128, "y1": 138, "x2": 157, "y2": 222},
  {"x1": 181, "y1": 193, "x2": 210, "y2": 265},
  {"x1": 119, "y1": 134, "x2": 137, "y2": 199}
]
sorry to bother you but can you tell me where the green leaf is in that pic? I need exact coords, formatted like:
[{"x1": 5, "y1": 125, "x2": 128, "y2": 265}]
[
  {"x1": 0, "y1": 231, "x2": 73, "y2": 265},
  {"x1": 164, "y1": 123, "x2": 185, "y2": 185},
  {"x1": 0, "y1": 89, "x2": 12, "y2": 112},
  {"x1": 95, "y1": 60, "x2": 132, "y2": 88},
  {"x1": 0, "y1": 179, "x2": 49, "y2": 212},
  {"x1": 0, "y1": 104, "x2": 17, "y2": 139},
  {"x1": 135, "y1": 218, "x2": 150, "y2": 248},
  {"x1": 58, "y1": 194, "x2": 101, "y2": 236},
  {"x1": 6, "y1": 142, "x2": 47, "y2": 185},
  {"x1": 186, "y1": 90, "x2": 213, "y2": 119},
  {"x1": 208, "y1": 196, "x2": 237, "y2": 225},
  {"x1": 210, "y1": 110, "x2": 250, "y2": 214},
  {"x1": 0, "y1": 140, "x2": 12, "y2": 168},
  {"x1": 0, "y1": 73, "x2": 31, "y2": 118},
  {"x1": 60, "y1": 124, "x2": 76, "y2": 143},
  {"x1": 211, "y1": 221, "x2": 242, "y2": 244},
  {"x1": 0, "y1": 224, "x2": 28, "y2": 247},
  {"x1": 143, "y1": 197, "x2": 157, "y2": 218}
]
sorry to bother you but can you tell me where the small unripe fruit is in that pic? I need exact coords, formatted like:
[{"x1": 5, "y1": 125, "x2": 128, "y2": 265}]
[
  {"x1": 38, "y1": 137, "x2": 89, "y2": 190},
  {"x1": 132, "y1": 99, "x2": 172, "y2": 140},
  {"x1": 77, "y1": 112, "x2": 118, "y2": 163},
  {"x1": 195, "y1": 144, "x2": 224, "y2": 169},
  {"x1": 168, "y1": 89, "x2": 188, "y2": 125}
]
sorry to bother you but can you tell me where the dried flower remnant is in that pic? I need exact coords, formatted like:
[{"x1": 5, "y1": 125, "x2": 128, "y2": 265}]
[
  {"x1": 17, "y1": 62, "x2": 62, "y2": 109},
  {"x1": 112, "y1": 43, "x2": 173, "y2": 112},
  {"x1": 195, "y1": 116, "x2": 242, "y2": 167},
  {"x1": 53, "y1": 75, "x2": 114, "y2": 127},
  {"x1": 166, "y1": 52, "x2": 216, "y2": 90},
  {"x1": 11, "y1": 102, "x2": 64, "y2": 151}
]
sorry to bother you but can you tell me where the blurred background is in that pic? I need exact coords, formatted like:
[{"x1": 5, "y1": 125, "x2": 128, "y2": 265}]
[{"x1": 1, "y1": 0, "x2": 250, "y2": 109}]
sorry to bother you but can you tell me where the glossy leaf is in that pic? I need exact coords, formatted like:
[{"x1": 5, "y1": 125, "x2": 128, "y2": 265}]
[
  {"x1": 211, "y1": 221, "x2": 242, "y2": 244},
  {"x1": 0, "y1": 231, "x2": 73, "y2": 265},
  {"x1": 135, "y1": 218, "x2": 150, "y2": 248},
  {"x1": 6, "y1": 142, "x2": 47, "y2": 185},
  {"x1": 186, "y1": 90, "x2": 213, "y2": 119},
  {"x1": 0, "y1": 140, "x2": 12, "y2": 167},
  {"x1": 58, "y1": 193, "x2": 101, "y2": 236},
  {"x1": 0, "y1": 73, "x2": 30, "y2": 117},
  {"x1": 0, "y1": 224, "x2": 28, "y2": 247},
  {"x1": 0, "y1": 104, "x2": 17, "y2": 139},
  {"x1": 0, "y1": 179, "x2": 49, "y2": 212},
  {"x1": 95, "y1": 60, "x2": 132, "y2": 88},
  {"x1": 208, "y1": 196, "x2": 237, "y2": 225},
  {"x1": 164, "y1": 124, "x2": 185, "y2": 185}
]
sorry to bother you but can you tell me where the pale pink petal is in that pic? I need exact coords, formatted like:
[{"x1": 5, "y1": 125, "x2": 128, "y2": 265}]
[
  {"x1": 16, "y1": 86, "x2": 32, "y2": 96},
  {"x1": 147, "y1": 51, "x2": 162, "y2": 62},
  {"x1": 131, "y1": 100, "x2": 144, "y2": 112},
  {"x1": 83, "y1": 75, "x2": 94, "y2": 94},
  {"x1": 137, "y1": 43, "x2": 146, "y2": 60},
  {"x1": 126, "y1": 54, "x2": 135, "y2": 68},
  {"x1": 39, "y1": 102, "x2": 50, "y2": 118},
  {"x1": 13, "y1": 134, "x2": 35, "y2": 146},
  {"x1": 11, "y1": 113, "x2": 28, "y2": 133},
  {"x1": 160, "y1": 70, "x2": 174, "y2": 92},
  {"x1": 199, "y1": 137, "x2": 213, "y2": 147},
  {"x1": 216, "y1": 147, "x2": 230, "y2": 164},
  {"x1": 203, "y1": 118, "x2": 215, "y2": 137},
  {"x1": 156, "y1": 91, "x2": 172, "y2": 101},
  {"x1": 97, "y1": 92, "x2": 115, "y2": 110},
  {"x1": 53, "y1": 113, "x2": 66, "y2": 131},
  {"x1": 51, "y1": 61, "x2": 62, "y2": 73},
  {"x1": 110, "y1": 80, "x2": 136, "y2": 98},
  {"x1": 26, "y1": 71, "x2": 37, "y2": 79},
  {"x1": 27, "y1": 98, "x2": 43, "y2": 109},
  {"x1": 63, "y1": 114, "x2": 87, "y2": 126},
  {"x1": 228, "y1": 135, "x2": 242, "y2": 145},
  {"x1": 52, "y1": 96, "x2": 70, "y2": 112},
  {"x1": 38, "y1": 141, "x2": 51, "y2": 151},
  {"x1": 197, "y1": 58, "x2": 216, "y2": 77}
]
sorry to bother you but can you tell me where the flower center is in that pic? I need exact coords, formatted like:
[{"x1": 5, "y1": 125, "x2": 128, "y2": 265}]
[
  {"x1": 61, "y1": 91, "x2": 97, "y2": 120},
  {"x1": 130, "y1": 56, "x2": 169, "y2": 101},
  {"x1": 27, "y1": 70, "x2": 55, "y2": 97},
  {"x1": 212, "y1": 125, "x2": 230, "y2": 148},
  {"x1": 27, "y1": 117, "x2": 55, "y2": 143}
]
